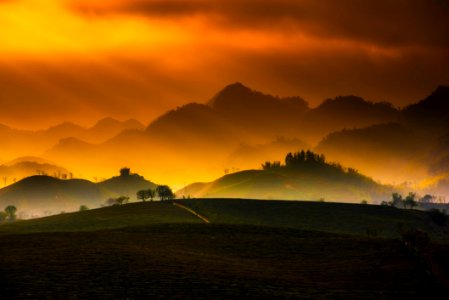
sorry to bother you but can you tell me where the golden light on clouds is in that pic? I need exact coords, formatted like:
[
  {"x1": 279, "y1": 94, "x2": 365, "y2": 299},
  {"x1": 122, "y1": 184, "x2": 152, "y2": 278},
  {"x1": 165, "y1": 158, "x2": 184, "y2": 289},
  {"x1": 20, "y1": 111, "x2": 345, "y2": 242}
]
[{"x1": 0, "y1": 0, "x2": 447, "y2": 129}]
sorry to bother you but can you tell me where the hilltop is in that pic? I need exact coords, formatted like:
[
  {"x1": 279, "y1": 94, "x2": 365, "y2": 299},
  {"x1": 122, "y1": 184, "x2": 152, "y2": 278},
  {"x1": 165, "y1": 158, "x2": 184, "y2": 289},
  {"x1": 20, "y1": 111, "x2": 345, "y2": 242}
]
[
  {"x1": 0, "y1": 169, "x2": 158, "y2": 217},
  {"x1": 178, "y1": 150, "x2": 392, "y2": 203}
]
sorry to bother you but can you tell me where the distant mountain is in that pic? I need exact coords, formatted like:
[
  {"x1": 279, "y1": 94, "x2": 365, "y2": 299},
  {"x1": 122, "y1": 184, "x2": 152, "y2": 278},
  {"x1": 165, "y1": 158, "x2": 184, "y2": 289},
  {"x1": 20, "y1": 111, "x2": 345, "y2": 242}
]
[
  {"x1": 0, "y1": 157, "x2": 70, "y2": 185},
  {"x1": 403, "y1": 86, "x2": 449, "y2": 135},
  {"x1": 0, "y1": 170, "x2": 159, "y2": 218},
  {"x1": 0, "y1": 176, "x2": 102, "y2": 217},
  {"x1": 0, "y1": 118, "x2": 145, "y2": 160},
  {"x1": 146, "y1": 103, "x2": 243, "y2": 149},
  {"x1": 303, "y1": 96, "x2": 400, "y2": 143},
  {"x1": 315, "y1": 123, "x2": 427, "y2": 183},
  {"x1": 226, "y1": 137, "x2": 309, "y2": 170},
  {"x1": 209, "y1": 82, "x2": 309, "y2": 139},
  {"x1": 178, "y1": 150, "x2": 392, "y2": 203}
]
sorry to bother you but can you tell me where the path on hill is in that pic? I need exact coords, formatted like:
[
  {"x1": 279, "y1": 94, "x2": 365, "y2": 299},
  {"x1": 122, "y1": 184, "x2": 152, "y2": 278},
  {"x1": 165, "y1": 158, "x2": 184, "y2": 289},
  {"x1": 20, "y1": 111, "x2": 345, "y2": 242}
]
[{"x1": 173, "y1": 202, "x2": 210, "y2": 223}]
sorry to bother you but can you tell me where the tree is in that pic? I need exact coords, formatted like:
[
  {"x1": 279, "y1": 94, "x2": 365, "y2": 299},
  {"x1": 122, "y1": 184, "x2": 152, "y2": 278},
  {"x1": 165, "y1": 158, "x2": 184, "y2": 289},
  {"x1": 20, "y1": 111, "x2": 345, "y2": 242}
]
[
  {"x1": 391, "y1": 193, "x2": 403, "y2": 207},
  {"x1": 147, "y1": 189, "x2": 156, "y2": 201},
  {"x1": 79, "y1": 205, "x2": 89, "y2": 211},
  {"x1": 405, "y1": 192, "x2": 417, "y2": 209},
  {"x1": 105, "y1": 196, "x2": 129, "y2": 206},
  {"x1": 156, "y1": 185, "x2": 175, "y2": 201},
  {"x1": 137, "y1": 190, "x2": 149, "y2": 202},
  {"x1": 120, "y1": 167, "x2": 131, "y2": 177},
  {"x1": 115, "y1": 196, "x2": 129, "y2": 205},
  {"x1": 5, "y1": 205, "x2": 17, "y2": 221}
]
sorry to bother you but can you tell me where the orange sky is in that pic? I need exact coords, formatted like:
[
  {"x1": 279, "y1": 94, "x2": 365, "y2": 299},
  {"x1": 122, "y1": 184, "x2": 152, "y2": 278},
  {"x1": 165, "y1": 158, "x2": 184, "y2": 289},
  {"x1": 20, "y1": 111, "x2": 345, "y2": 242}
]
[{"x1": 0, "y1": 0, "x2": 448, "y2": 129}]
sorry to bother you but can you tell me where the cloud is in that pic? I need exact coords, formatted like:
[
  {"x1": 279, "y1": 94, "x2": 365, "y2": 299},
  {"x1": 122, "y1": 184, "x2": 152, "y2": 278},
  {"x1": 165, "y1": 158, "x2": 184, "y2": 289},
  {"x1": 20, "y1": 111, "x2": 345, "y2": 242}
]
[{"x1": 72, "y1": 0, "x2": 449, "y2": 48}]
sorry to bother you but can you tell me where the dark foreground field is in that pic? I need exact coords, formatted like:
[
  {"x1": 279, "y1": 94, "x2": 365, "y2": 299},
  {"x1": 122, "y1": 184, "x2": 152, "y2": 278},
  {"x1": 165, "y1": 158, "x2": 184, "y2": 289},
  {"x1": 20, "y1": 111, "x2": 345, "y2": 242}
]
[
  {"x1": 1, "y1": 224, "x2": 447, "y2": 299},
  {"x1": 1, "y1": 200, "x2": 449, "y2": 299}
]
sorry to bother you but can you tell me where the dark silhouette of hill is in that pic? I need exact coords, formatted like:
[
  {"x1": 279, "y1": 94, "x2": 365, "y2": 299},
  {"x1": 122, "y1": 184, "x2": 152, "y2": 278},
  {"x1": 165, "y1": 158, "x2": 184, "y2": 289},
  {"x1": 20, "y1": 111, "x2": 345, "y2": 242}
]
[
  {"x1": 303, "y1": 96, "x2": 400, "y2": 143},
  {"x1": 0, "y1": 158, "x2": 70, "y2": 184},
  {"x1": 209, "y1": 82, "x2": 309, "y2": 139},
  {"x1": 315, "y1": 123, "x2": 426, "y2": 183},
  {"x1": 0, "y1": 118, "x2": 145, "y2": 160},
  {"x1": 0, "y1": 171, "x2": 158, "y2": 218},
  {"x1": 39, "y1": 83, "x2": 449, "y2": 188},
  {"x1": 146, "y1": 103, "x2": 243, "y2": 149},
  {"x1": 403, "y1": 86, "x2": 449, "y2": 135},
  {"x1": 178, "y1": 150, "x2": 391, "y2": 203},
  {"x1": 98, "y1": 172, "x2": 157, "y2": 201},
  {"x1": 0, "y1": 176, "x2": 102, "y2": 217}
]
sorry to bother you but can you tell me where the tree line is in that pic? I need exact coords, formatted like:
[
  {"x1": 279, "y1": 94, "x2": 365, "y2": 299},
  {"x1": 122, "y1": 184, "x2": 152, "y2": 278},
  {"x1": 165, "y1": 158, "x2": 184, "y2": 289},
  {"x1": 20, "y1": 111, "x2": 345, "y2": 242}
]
[{"x1": 102, "y1": 185, "x2": 176, "y2": 207}]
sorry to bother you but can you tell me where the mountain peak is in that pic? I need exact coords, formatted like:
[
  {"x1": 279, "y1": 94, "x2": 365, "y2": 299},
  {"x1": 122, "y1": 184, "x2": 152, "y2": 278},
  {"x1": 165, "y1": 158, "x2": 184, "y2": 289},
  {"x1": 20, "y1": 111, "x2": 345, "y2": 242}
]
[{"x1": 209, "y1": 82, "x2": 254, "y2": 106}]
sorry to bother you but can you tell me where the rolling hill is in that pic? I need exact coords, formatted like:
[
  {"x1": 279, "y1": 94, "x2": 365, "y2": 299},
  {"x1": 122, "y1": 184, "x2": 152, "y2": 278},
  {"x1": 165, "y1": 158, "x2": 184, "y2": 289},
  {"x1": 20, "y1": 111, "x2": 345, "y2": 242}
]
[
  {"x1": 1, "y1": 199, "x2": 448, "y2": 298},
  {"x1": 0, "y1": 171, "x2": 158, "y2": 218},
  {"x1": 178, "y1": 150, "x2": 393, "y2": 203}
]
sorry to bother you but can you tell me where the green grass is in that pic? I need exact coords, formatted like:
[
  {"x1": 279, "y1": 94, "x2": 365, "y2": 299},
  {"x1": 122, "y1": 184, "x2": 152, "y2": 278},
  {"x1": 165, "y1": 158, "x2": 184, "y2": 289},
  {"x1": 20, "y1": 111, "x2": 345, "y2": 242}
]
[
  {"x1": 1, "y1": 224, "x2": 446, "y2": 299},
  {"x1": 1, "y1": 199, "x2": 449, "y2": 298},
  {"x1": 179, "y1": 199, "x2": 446, "y2": 239},
  {"x1": 0, "y1": 202, "x2": 202, "y2": 234}
]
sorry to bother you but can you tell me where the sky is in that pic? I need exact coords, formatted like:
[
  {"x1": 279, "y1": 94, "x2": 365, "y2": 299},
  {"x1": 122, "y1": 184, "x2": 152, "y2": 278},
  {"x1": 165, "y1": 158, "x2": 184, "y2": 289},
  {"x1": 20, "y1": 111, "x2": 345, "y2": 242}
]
[{"x1": 0, "y1": 0, "x2": 448, "y2": 129}]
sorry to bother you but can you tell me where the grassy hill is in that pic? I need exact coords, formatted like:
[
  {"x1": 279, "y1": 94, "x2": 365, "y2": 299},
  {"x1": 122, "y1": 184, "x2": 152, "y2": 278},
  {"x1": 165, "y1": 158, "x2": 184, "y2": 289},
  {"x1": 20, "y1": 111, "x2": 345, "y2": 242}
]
[
  {"x1": 178, "y1": 150, "x2": 393, "y2": 203},
  {"x1": 179, "y1": 199, "x2": 446, "y2": 239},
  {"x1": 1, "y1": 199, "x2": 446, "y2": 240},
  {"x1": 0, "y1": 202, "x2": 202, "y2": 234},
  {"x1": 0, "y1": 172, "x2": 158, "y2": 217},
  {"x1": 1, "y1": 199, "x2": 448, "y2": 299}
]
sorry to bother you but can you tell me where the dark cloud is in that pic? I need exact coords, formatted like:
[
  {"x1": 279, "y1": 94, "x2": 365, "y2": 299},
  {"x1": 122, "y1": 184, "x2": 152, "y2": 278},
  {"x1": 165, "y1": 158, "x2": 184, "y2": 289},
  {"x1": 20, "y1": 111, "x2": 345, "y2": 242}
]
[{"x1": 74, "y1": 0, "x2": 449, "y2": 48}]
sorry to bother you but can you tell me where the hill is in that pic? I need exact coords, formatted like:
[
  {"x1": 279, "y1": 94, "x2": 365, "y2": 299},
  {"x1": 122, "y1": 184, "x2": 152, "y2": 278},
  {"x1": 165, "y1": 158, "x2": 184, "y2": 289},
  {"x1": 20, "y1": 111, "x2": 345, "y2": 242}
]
[
  {"x1": 178, "y1": 150, "x2": 392, "y2": 203},
  {"x1": 0, "y1": 170, "x2": 158, "y2": 218},
  {"x1": 98, "y1": 172, "x2": 157, "y2": 201},
  {"x1": 0, "y1": 176, "x2": 102, "y2": 217},
  {"x1": 0, "y1": 202, "x2": 202, "y2": 233},
  {"x1": 303, "y1": 95, "x2": 400, "y2": 143},
  {"x1": 315, "y1": 123, "x2": 427, "y2": 183},
  {"x1": 1, "y1": 200, "x2": 448, "y2": 298},
  {"x1": 1, "y1": 198, "x2": 446, "y2": 239},
  {"x1": 0, "y1": 118, "x2": 145, "y2": 160},
  {"x1": 0, "y1": 157, "x2": 70, "y2": 184},
  {"x1": 403, "y1": 85, "x2": 449, "y2": 135}
]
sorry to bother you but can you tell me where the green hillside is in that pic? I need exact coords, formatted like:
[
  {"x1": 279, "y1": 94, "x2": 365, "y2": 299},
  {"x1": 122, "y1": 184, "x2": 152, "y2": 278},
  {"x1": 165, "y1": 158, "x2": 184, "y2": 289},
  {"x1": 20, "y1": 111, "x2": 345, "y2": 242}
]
[
  {"x1": 1, "y1": 199, "x2": 449, "y2": 298},
  {"x1": 0, "y1": 171, "x2": 158, "y2": 217},
  {"x1": 0, "y1": 202, "x2": 202, "y2": 234},
  {"x1": 179, "y1": 199, "x2": 445, "y2": 239},
  {"x1": 2, "y1": 199, "x2": 446, "y2": 240},
  {"x1": 178, "y1": 150, "x2": 393, "y2": 203}
]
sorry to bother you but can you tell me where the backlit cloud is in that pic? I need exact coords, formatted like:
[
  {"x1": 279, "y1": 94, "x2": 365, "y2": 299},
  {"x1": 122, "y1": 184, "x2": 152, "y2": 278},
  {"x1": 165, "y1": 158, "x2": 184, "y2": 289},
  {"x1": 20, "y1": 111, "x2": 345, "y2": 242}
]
[{"x1": 0, "y1": 0, "x2": 447, "y2": 129}]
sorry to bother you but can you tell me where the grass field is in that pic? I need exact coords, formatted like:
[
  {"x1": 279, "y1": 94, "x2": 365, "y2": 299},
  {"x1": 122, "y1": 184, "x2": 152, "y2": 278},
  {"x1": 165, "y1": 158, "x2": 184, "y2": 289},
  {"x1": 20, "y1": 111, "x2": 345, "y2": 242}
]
[
  {"x1": 1, "y1": 199, "x2": 449, "y2": 299},
  {"x1": 180, "y1": 199, "x2": 447, "y2": 239},
  {"x1": 0, "y1": 202, "x2": 202, "y2": 234}
]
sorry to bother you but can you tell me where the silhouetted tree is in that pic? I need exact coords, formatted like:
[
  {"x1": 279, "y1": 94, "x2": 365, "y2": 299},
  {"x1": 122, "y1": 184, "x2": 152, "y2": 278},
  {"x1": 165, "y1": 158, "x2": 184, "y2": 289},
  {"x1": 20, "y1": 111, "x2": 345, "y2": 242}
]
[
  {"x1": 390, "y1": 193, "x2": 403, "y2": 207},
  {"x1": 405, "y1": 192, "x2": 417, "y2": 209},
  {"x1": 420, "y1": 194, "x2": 435, "y2": 204},
  {"x1": 156, "y1": 185, "x2": 175, "y2": 201},
  {"x1": 120, "y1": 168, "x2": 131, "y2": 177},
  {"x1": 5, "y1": 205, "x2": 17, "y2": 221},
  {"x1": 137, "y1": 190, "x2": 149, "y2": 202},
  {"x1": 106, "y1": 196, "x2": 129, "y2": 206},
  {"x1": 262, "y1": 161, "x2": 281, "y2": 170},
  {"x1": 116, "y1": 196, "x2": 129, "y2": 205},
  {"x1": 147, "y1": 189, "x2": 156, "y2": 201}
]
